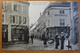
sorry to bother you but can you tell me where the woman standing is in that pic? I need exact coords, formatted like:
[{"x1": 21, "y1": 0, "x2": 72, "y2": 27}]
[{"x1": 55, "y1": 35, "x2": 59, "y2": 49}]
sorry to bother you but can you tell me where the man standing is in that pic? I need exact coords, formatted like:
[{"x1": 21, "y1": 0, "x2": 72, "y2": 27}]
[
  {"x1": 55, "y1": 34, "x2": 59, "y2": 49},
  {"x1": 31, "y1": 35, "x2": 34, "y2": 44},
  {"x1": 60, "y1": 32, "x2": 65, "y2": 50}
]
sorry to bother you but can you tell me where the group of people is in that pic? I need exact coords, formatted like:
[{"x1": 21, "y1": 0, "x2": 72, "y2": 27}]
[
  {"x1": 43, "y1": 32, "x2": 71, "y2": 50},
  {"x1": 55, "y1": 32, "x2": 65, "y2": 50},
  {"x1": 29, "y1": 32, "x2": 71, "y2": 50}
]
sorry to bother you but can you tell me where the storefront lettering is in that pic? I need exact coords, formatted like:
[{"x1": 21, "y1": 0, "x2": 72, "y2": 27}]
[{"x1": 55, "y1": 14, "x2": 67, "y2": 16}]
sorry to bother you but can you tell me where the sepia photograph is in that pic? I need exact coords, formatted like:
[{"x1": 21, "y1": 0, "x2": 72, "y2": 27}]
[{"x1": 2, "y1": 1, "x2": 79, "y2": 50}]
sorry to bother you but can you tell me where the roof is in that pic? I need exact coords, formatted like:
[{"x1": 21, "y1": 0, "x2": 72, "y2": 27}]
[
  {"x1": 42, "y1": 1, "x2": 71, "y2": 16},
  {"x1": 18, "y1": 1, "x2": 30, "y2": 4},
  {"x1": 48, "y1": 1, "x2": 70, "y2": 7}
]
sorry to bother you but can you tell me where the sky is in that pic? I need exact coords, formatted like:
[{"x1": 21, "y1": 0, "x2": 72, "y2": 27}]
[{"x1": 29, "y1": 1, "x2": 50, "y2": 26}]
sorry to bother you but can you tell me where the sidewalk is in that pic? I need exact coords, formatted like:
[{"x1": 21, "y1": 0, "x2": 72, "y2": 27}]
[{"x1": 64, "y1": 40, "x2": 79, "y2": 50}]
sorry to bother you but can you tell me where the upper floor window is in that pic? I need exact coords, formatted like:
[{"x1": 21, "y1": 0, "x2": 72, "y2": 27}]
[
  {"x1": 19, "y1": 16, "x2": 21, "y2": 24},
  {"x1": 13, "y1": 16, "x2": 15, "y2": 23},
  {"x1": 60, "y1": 10, "x2": 65, "y2": 14},
  {"x1": 10, "y1": 15, "x2": 12, "y2": 23},
  {"x1": 2, "y1": 2, "x2": 7, "y2": 10},
  {"x1": 48, "y1": 20, "x2": 50, "y2": 26},
  {"x1": 48, "y1": 11, "x2": 50, "y2": 15},
  {"x1": 2, "y1": 14, "x2": 4, "y2": 23},
  {"x1": 18, "y1": 5, "x2": 20, "y2": 13},
  {"x1": 23, "y1": 17, "x2": 26, "y2": 24},
  {"x1": 16, "y1": 16, "x2": 18, "y2": 24},
  {"x1": 10, "y1": 15, "x2": 16, "y2": 23},
  {"x1": 73, "y1": 2, "x2": 78, "y2": 7},
  {"x1": 10, "y1": 15, "x2": 17, "y2": 23},
  {"x1": 23, "y1": 6, "x2": 27, "y2": 13},
  {"x1": 60, "y1": 18, "x2": 65, "y2": 26},
  {"x1": 14, "y1": 4, "x2": 17, "y2": 12}
]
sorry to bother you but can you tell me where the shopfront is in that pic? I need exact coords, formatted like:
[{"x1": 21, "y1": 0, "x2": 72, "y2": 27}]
[
  {"x1": 11, "y1": 25, "x2": 29, "y2": 42},
  {"x1": 46, "y1": 26, "x2": 70, "y2": 39}
]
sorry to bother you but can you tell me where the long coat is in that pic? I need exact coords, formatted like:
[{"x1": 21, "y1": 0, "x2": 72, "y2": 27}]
[{"x1": 55, "y1": 35, "x2": 59, "y2": 46}]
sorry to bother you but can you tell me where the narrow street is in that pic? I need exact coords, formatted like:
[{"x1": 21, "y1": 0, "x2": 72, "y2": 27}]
[
  {"x1": 2, "y1": 39, "x2": 78, "y2": 50},
  {"x1": 2, "y1": 1, "x2": 79, "y2": 51},
  {"x1": 2, "y1": 39, "x2": 54, "y2": 50}
]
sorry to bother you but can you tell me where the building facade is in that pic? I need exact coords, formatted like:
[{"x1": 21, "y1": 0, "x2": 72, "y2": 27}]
[
  {"x1": 2, "y1": 1, "x2": 29, "y2": 43},
  {"x1": 29, "y1": 1, "x2": 79, "y2": 45},
  {"x1": 31, "y1": 1, "x2": 71, "y2": 40},
  {"x1": 71, "y1": 1, "x2": 79, "y2": 44}
]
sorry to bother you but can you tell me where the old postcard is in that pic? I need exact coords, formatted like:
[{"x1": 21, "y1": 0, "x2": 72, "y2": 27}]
[{"x1": 2, "y1": 1, "x2": 79, "y2": 50}]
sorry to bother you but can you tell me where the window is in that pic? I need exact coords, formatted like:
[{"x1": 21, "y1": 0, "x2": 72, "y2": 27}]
[
  {"x1": 16, "y1": 16, "x2": 18, "y2": 24},
  {"x1": 14, "y1": 5, "x2": 17, "y2": 12},
  {"x1": 48, "y1": 20, "x2": 50, "y2": 26},
  {"x1": 2, "y1": 2, "x2": 7, "y2": 10},
  {"x1": 18, "y1": 5, "x2": 20, "y2": 13},
  {"x1": 19, "y1": 16, "x2": 21, "y2": 24},
  {"x1": 60, "y1": 18, "x2": 65, "y2": 26},
  {"x1": 23, "y1": 6, "x2": 27, "y2": 13},
  {"x1": 73, "y1": 2, "x2": 78, "y2": 7},
  {"x1": 23, "y1": 17, "x2": 26, "y2": 24},
  {"x1": 10, "y1": 15, "x2": 16, "y2": 23},
  {"x1": 2, "y1": 14, "x2": 4, "y2": 23},
  {"x1": 10, "y1": 15, "x2": 13, "y2": 23},
  {"x1": 13, "y1": 16, "x2": 15, "y2": 23},
  {"x1": 60, "y1": 10, "x2": 64, "y2": 14},
  {"x1": 48, "y1": 12, "x2": 50, "y2": 15}
]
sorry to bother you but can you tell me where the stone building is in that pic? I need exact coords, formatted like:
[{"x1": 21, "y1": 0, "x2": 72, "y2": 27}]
[
  {"x1": 33, "y1": 1, "x2": 71, "y2": 39},
  {"x1": 2, "y1": 1, "x2": 30, "y2": 43},
  {"x1": 29, "y1": 1, "x2": 79, "y2": 45}
]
